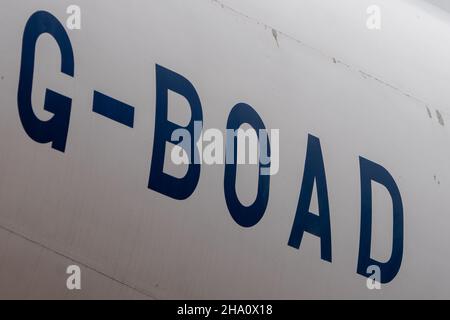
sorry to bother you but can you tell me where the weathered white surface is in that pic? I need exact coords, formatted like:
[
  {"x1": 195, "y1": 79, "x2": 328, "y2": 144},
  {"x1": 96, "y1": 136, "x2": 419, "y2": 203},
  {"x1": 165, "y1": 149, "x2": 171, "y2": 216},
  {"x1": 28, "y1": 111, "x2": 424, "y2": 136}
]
[{"x1": 0, "y1": 0, "x2": 449, "y2": 299}]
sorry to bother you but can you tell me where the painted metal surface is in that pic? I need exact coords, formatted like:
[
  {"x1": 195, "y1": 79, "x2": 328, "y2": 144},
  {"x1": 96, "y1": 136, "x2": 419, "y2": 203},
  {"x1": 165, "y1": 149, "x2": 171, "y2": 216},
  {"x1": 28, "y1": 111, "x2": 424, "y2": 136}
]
[{"x1": 0, "y1": 0, "x2": 449, "y2": 299}]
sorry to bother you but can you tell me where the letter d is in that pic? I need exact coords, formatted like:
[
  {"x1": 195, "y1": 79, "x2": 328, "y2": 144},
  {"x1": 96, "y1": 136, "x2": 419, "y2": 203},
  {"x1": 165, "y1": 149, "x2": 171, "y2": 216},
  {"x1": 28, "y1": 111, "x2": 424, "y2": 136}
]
[{"x1": 357, "y1": 157, "x2": 404, "y2": 284}]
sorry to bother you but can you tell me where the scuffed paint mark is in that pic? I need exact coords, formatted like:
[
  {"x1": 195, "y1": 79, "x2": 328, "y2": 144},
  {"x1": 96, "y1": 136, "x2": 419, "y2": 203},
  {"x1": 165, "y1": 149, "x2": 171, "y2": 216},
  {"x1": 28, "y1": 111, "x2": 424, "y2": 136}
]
[
  {"x1": 359, "y1": 70, "x2": 401, "y2": 92},
  {"x1": 436, "y1": 110, "x2": 445, "y2": 126},
  {"x1": 272, "y1": 28, "x2": 279, "y2": 47},
  {"x1": 434, "y1": 175, "x2": 441, "y2": 185},
  {"x1": 427, "y1": 107, "x2": 433, "y2": 119},
  {"x1": 0, "y1": 76, "x2": 3, "y2": 80},
  {"x1": 332, "y1": 57, "x2": 350, "y2": 68}
]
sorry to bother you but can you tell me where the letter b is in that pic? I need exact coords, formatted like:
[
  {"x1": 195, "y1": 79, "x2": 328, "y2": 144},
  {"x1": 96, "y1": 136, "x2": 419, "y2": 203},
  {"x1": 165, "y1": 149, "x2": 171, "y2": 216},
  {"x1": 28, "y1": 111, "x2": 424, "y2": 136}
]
[{"x1": 148, "y1": 65, "x2": 203, "y2": 200}]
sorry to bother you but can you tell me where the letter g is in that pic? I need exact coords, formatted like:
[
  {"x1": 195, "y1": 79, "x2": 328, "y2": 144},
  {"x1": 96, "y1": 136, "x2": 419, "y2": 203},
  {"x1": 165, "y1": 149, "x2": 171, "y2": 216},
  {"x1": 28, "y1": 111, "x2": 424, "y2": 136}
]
[{"x1": 17, "y1": 11, "x2": 74, "y2": 152}]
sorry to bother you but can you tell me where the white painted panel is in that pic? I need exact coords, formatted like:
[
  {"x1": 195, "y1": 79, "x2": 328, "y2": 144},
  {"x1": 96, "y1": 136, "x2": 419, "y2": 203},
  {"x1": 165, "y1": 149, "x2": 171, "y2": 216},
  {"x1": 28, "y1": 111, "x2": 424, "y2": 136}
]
[{"x1": 0, "y1": 0, "x2": 448, "y2": 299}]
